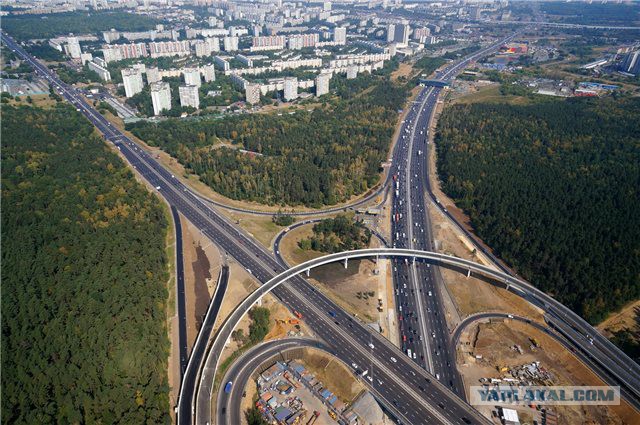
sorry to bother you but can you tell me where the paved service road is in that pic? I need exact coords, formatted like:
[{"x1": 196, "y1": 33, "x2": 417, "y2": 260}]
[
  {"x1": 216, "y1": 339, "x2": 332, "y2": 425},
  {"x1": 171, "y1": 206, "x2": 189, "y2": 377},
  {"x1": 177, "y1": 266, "x2": 229, "y2": 425},
  {"x1": 5, "y1": 30, "x2": 638, "y2": 423},
  {"x1": 1, "y1": 34, "x2": 489, "y2": 425}
]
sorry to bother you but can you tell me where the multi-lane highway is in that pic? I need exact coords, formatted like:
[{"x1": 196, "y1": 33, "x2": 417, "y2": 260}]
[
  {"x1": 388, "y1": 36, "x2": 516, "y2": 394},
  {"x1": 6, "y1": 28, "x2": 639, "y2": 424},
  {"x1": 0, "y1": 32, "x2": 491, "y2": 425}
]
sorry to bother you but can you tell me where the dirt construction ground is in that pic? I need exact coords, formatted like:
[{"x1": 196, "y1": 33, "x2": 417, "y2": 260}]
[
  {"x1": 457, "y1": 320, "x2": 638, "y2": 424},
  {"x1": 279, "y1": 222, "x2": 394, "y2": 331}
]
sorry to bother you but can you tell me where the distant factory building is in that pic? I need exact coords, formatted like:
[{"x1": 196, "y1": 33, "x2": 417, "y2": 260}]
[
  {"x1": 179, "y1": 84, "x2": 200, "y2": 109},
  {"x1": 150, "y1": 81, "x2": 171, "y2": 115}
]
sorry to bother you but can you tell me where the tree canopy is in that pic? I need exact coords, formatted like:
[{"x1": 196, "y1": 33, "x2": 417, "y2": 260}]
[
  {"x1": 2, "y1": 11, "x2": 159, "y2": 41},
  {"x1": 299, "y1": 215, "x2": 372, "y2": 253},
  {"x1": 435, "y1": 97, "x2": 640, "y2": 323},
  {"x1": 1, "y1": 105, "x2": 171, "y2": 424},
  {"x1": 126, "y1": 72, "x2": 409, "y2": 207}
]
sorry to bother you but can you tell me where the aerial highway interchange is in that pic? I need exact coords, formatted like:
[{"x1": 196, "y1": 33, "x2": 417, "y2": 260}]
[{"x1": 3, "y1": 29, "x2": 639, "y2": 425}]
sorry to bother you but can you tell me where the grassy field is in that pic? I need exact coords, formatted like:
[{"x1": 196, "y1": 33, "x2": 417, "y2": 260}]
[
  {"x1": 452, "y1": 84, "x2": 532, "y2": 106},
  {"x1": 301, "y1": 348, "x2": 364, "y2": 403}
]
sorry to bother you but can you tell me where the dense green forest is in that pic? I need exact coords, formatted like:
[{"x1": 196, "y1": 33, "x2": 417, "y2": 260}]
[
  {"x1": 299, "y1": 215, "x2": 371, "y2": 253},
  {"x1": 435, "y1": 97, "x2": 640, "y2": 323},
  {"x1": 1, "y1": 105, "x2": 171, "y2": 423},
  {"x1": 2, "y1": 12, "x2": 159, "y2": 40},
  {"x1": 24, "y1": 42, "x2": 65, "y2": 61},
  {"x1": 127, "y1": 72, "x2": 409, "y2": 207},
  {"x1": 610, "y1": 327, "x2": 640, "y2": 364},
  {"x1": 540, "y1": 2, "x2": 640, "y2": 25}
]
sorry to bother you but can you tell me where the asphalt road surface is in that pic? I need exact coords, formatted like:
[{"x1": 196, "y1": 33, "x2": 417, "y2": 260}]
[
  {"x1": 177, "y1": 265, "x2": 229, "y2": 425},
  {"x1": 1, "y1": 33, "x2": 490, "y2": 425},
  {"x1": 171, "y1": 206, "x2": 189, "y2": 377},
  {"x1": 216, "y1": 339, "x2": 331, "y2": 425},
  {"x1": 5, "y1": 30, "x2": 638, "y2": 423}
]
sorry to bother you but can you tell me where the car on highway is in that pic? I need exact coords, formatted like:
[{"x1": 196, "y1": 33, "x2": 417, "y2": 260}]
[
  {"x1": 390, "y1": 357, "x2": 397, "y2": 363},
  {"x1": 224, "y1": 381, "x2": 233, "y2": 393}
]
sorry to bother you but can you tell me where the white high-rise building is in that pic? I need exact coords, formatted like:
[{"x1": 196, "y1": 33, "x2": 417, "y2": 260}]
[
  {"x1": 146, "y1": 67, "x2": 161, "y2": 84},
  {"x1": 386, "y1": 24, "x2": 395, "y2": 43},
  {"x1": 194, "y1": 40, "x2": 212, "y2": 57},
  {"x1": 283, "y1": 77, "x2": 298, "y2": 101},
  {"x1": 66, "y1": 37, "x2": 82, "y2": 59},
  {"x1": 245, "y1": 83, "x2": 261, "y2": 104},
  {"x1": 102, "y1": 43, "x2": 148, "y2": 63},
  {"x1": 323, "y1": 1, "x2": 332, "y2": 11},
  {"x1": 393, "y1": 24, "x2": 409, "y2": 47},
  {"x1": 150, "y1": 82, "x2": 171, "y2": 115},
  {"x1": 121, "y1": 68, "x2": 144, "y2": 98},
  {"x1": 80, "y1": 53, "x2": 93, "y2": 65},
  {"x1": 179, "y1": 85, "x2": 200, "y2": 109},
  {"x1": 201, "y1": 64, "x2": 216, "y2": 82},
  {"x1": 288, "y1": 34, "x2": 319, "y2": 50},
  {"x1": 315, "y1": 72, "x2": 330, "y2": 96},
  {"x1": 183, "y1": 67, "x2": 201, "y2": 87},
  {"x1": 413, "y1": 27, "x2": 431, "y2": 41},
  {"x1": 223, "y1": 36, "x2": 239, "y2": 52},
  {"x1": 333, "y1": 27, "x2": 347, "y2": 45},
  {"x1": 87, "y1": 60, "x2": 111, "y2": 81},
  {"x1": 346, "y1": 65, "x2": 358, "y2": 79},
  {"x1": 205, "y1": 37, "x2": 220, "y2": 52}
]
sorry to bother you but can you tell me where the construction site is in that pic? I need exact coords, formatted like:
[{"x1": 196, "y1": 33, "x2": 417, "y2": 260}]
[{"x1": 253, "y1": 356, "x2": 385, "y2": 425}]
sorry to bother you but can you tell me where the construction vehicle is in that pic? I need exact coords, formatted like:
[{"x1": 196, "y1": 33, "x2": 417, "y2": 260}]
[
  {"x1": 328, "y1": 410, "x2": 337, "y2": 420},
  {"x1": 276, "y1": 318, "x2": 300, "y2": 325},
  {"x1": 306, "y1": 411, "x2": 320, "y2": 425}
]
